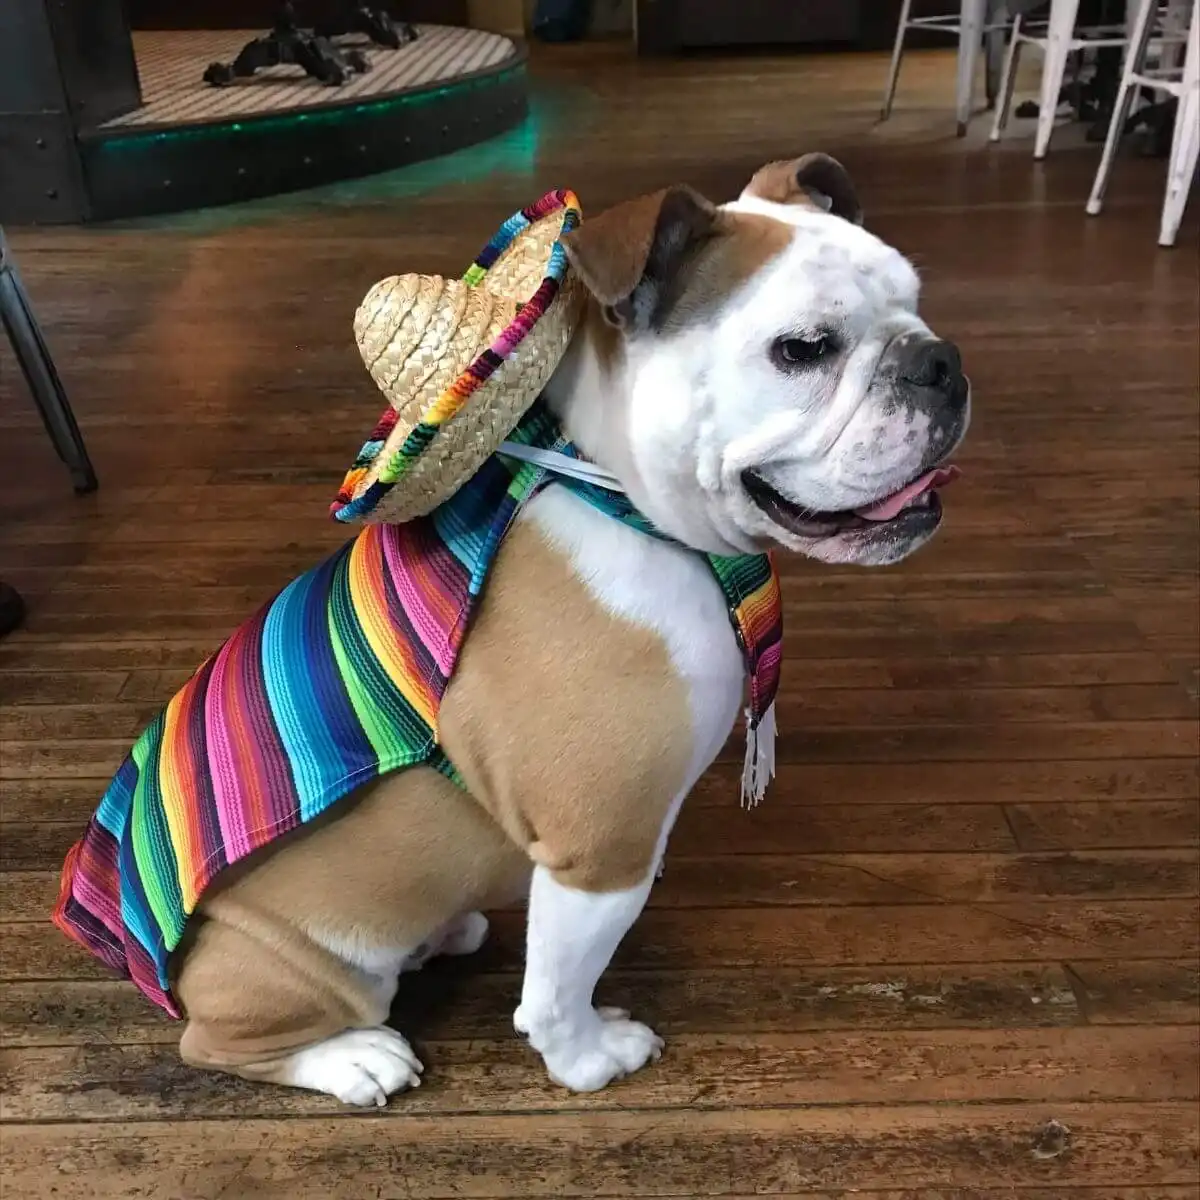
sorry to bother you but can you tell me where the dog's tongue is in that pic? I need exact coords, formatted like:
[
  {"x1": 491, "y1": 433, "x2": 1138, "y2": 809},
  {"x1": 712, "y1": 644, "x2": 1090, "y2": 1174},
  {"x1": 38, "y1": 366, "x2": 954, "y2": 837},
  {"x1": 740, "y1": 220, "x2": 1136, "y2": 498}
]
[{"x1": 854, "y1": 465, "x2": 961, "y2": 522}]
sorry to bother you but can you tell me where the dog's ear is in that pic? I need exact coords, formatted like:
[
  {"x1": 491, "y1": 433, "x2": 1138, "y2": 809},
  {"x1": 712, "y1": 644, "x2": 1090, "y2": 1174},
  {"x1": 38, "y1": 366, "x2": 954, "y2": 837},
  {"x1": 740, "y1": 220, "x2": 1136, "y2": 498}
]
[
  {"x1": 741, "y1": 153, "x2": 862, "y2": 225},
  {"x1": 561, "y1": 185, "x2": 719, "y2": 332}
]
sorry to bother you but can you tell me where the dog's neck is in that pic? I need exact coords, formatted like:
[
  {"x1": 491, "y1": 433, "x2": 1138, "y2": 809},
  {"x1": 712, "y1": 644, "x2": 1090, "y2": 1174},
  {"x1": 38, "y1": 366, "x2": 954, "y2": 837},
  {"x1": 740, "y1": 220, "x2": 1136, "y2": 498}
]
[{"x1": 540, "y1": 298, "x2": 641, "y2": 488}]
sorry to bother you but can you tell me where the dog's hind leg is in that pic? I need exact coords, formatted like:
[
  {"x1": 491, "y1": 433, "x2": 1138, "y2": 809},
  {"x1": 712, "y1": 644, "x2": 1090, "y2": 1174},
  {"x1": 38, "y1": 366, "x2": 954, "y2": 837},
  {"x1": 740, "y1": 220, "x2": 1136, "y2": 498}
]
[
  {"x1": 173, "y1": 768, "x2": 527, "y2": 1106},
  {"x1": 175, "y1": 901, "x2": 424, "y2": 1107}
]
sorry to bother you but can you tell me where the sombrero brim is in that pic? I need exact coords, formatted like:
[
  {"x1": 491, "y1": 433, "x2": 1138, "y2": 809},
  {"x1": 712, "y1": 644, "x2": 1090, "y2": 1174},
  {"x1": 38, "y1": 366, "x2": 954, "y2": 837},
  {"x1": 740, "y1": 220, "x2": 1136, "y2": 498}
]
[{"x1": 331, "y1": 189, "x2": 583, "y2": 525}]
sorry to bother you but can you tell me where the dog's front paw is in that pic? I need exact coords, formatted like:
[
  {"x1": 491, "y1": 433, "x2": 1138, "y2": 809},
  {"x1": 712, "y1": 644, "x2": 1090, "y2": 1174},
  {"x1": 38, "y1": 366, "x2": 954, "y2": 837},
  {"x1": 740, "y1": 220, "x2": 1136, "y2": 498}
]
[{"x1": 517, "y1": 1005, "x2": 664, "y2": 1092}]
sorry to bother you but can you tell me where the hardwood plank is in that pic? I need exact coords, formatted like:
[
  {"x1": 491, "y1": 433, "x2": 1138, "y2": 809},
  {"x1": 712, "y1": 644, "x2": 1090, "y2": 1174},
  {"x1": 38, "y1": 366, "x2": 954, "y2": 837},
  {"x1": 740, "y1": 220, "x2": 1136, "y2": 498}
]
[
  {"x1": 0, "y1": 703, "x2": 161, "y2": 742},
  {"x1": 6, "y1": 852, "x2": 1195, "y2": 921},
  {"x1": 0, "y1": 640, "x2": 224, "y2": 673},
  {"x1": 691, "y1": 759, "x2": 1200, "y2": 807},
  {"x1": 2, "y1": 1104, "x2": 1196, "y2": 1197},
  {"x1": 10, "y1": 720, "x2": 1196, "y2": 782},
  {"x1": 752, "y1": 723, "x2": 1200, "y2": 765},
  {"x1": 653, "y1": 850, "x2": 1200, "y2": 904},
  {"x1": 1068, "y1": 961, "x2": 1200, "y2": 1025},
  {"x1": 5, "y1": 758, "x2": 1195, "y2": 823},
  {"x1": 5, "y1": 806, "x2": 1193, "y2": 883},
  {"x1": 0, "y1": 962, "x2": 1084, "y2": 1049},
  {"x1": 0, "y1": 803, "x2": 1018, "y2": 872},
  {"x1": 770, "y1": 684, "x2": 1197, "y2": 724},
  {"x1": 6, "y1": 597, "x2": 1156, "y2": 653},
  {"x1": 3, "y1": 1026, "x2": 1195, "y2": 1123},
  {"x1": 885, "y1": 652, "x2": 1184, "y2": 687},
  {"x1": 643, "y1": 1194, "x2": 1200, "y2": 1199},
  {"x1": 1006, "y1": 801, "x2": 1200, "y2": 851},
  {"x1": 0, "y1": 672, "x2": 130, "y2": 705},
  {"x1": 5, "y1": 682, "x2": 1191, "y2": 740},
  {"x1": 6, "y1": 902, "x2": 1197, "y2": 980}
]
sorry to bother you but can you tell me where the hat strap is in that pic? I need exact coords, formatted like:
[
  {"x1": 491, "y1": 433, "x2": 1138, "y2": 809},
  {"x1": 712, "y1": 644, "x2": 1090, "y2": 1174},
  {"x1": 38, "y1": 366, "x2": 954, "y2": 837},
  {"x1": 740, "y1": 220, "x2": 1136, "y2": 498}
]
[{"x1": 497, "y1": 441, "x2": 626, "y2": 492}]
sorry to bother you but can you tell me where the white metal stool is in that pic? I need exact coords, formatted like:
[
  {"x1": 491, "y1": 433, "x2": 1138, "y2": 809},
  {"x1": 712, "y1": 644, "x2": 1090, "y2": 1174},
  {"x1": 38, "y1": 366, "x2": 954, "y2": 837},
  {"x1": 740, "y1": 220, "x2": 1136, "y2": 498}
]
[
  {"x1": 1086, "y1": 0, "x2": 1199, "y2": 245},
  {"x1": 989, "y1": 0, "x2": 1134, "y2": 157},
  {"x1": 881, "y1": 0, "x2": 1012, "y2": 135}
]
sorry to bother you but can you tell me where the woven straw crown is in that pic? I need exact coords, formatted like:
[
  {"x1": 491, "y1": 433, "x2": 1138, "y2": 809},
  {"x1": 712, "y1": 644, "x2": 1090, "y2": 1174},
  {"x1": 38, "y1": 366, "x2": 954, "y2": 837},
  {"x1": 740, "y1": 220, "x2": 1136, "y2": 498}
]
[{"x1": 331, "y1": 189, "x2": 584, "y2": 525}]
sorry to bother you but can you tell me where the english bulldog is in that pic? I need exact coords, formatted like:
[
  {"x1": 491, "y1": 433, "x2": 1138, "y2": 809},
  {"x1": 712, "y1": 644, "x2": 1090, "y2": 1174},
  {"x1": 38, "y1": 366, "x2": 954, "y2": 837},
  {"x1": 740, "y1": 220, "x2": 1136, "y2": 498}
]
[{"x1": 172, "y1": 153, "x2": 969, "y2": 1103}]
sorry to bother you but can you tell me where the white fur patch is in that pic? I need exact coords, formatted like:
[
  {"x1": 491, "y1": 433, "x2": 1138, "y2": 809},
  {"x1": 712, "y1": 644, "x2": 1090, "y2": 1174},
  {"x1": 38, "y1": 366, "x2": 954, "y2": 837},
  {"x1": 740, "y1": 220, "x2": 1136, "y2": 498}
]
[
  {"x1": 514, "y1": 866, "x2": 663, "y2": 1092},
  {"x1": 275, "y1": 1026, "x2": 423, "y2": 1107}
]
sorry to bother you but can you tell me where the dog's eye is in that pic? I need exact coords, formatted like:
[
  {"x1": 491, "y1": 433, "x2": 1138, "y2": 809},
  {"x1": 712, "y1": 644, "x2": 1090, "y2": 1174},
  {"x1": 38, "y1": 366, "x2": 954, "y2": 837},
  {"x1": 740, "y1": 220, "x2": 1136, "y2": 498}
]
[{"x1": 773, "y1": 336, "x2": 833, "y2": 368}]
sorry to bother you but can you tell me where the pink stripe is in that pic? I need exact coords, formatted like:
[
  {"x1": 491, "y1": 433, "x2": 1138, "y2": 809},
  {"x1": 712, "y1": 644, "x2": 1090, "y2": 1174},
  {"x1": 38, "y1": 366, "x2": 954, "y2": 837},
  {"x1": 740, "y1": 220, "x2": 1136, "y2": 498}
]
[
  {"x1": 756, "y1": 641, "x2": 783, "y2": 672},
  {"x1": 203, "y1": 633, "x2": 252, "y2": 860},
  {"x1": 383, "y1": 526, "x2": 458, "y2": 675},
  {"x1": 71, "y1": 869, "x2": 123, "y2": 942}
]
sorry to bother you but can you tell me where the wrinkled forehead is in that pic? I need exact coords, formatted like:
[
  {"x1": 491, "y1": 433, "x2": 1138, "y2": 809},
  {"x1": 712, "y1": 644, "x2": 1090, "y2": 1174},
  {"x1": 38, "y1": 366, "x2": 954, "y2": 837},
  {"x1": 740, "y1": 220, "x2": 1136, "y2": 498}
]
[{"x1": 720, "y1": 198, "x2": 921, "y2": 328}]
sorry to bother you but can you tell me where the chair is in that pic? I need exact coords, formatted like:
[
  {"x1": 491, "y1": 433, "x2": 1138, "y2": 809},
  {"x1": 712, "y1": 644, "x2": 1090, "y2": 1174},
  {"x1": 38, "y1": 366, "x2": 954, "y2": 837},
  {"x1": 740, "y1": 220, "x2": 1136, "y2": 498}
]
[
  {"x1": 881, "y1": 0, "x2": 1013, "y2": 136},
  {"x1": 989, "y1": 0, "x2": 1136, "y2": 157},
  {"x1": 1086, "y1": 0, "x2": 1199, "y2": 246},
  {"x1": 0, "y1": 227, "x2": 97, "y2": 494}
]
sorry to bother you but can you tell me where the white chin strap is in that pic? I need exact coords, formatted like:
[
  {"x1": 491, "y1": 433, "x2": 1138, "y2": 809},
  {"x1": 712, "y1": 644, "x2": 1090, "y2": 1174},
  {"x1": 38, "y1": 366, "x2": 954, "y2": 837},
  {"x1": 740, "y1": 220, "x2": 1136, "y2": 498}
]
[{"x1": 498, "y1": 442, "x2": 626, "y2": 493}]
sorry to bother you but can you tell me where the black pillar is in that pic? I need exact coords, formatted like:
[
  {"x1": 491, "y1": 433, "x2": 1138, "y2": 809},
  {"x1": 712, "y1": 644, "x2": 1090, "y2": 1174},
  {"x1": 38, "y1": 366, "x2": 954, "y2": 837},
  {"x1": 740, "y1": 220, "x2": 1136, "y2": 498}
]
[{"x1": 0, "y1": 0, "x2": 142, "y2": 223}]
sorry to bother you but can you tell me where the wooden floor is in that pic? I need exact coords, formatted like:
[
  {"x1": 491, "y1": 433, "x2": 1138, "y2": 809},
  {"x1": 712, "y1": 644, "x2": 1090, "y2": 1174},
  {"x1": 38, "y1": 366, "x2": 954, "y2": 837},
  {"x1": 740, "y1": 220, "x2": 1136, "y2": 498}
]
[{"x1": 1, "y1": 44, "x2": 1198, "y2": 1200}]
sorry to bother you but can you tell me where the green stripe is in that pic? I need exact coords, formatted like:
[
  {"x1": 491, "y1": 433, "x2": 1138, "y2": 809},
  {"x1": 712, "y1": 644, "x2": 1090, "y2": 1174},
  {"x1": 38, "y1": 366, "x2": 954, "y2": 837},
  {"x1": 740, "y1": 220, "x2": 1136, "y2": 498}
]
[{"x1": 128, "y1": 716, "x2": 185, "y2": 947}]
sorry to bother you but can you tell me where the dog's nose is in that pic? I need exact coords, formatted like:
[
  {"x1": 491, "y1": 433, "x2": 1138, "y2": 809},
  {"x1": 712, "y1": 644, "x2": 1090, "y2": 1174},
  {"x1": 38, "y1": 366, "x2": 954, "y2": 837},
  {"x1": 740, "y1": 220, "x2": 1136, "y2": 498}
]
[{"x1": 898, "y1": 338, "x2": 963, "y2": 392}]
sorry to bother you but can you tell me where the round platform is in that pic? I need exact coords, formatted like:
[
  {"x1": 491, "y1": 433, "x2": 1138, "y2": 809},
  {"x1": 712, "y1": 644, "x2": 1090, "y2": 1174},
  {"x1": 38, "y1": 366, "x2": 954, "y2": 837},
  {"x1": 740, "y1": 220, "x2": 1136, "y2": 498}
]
[{"x1": 79, "y1": 26, "x2": 528, "y2": 221}]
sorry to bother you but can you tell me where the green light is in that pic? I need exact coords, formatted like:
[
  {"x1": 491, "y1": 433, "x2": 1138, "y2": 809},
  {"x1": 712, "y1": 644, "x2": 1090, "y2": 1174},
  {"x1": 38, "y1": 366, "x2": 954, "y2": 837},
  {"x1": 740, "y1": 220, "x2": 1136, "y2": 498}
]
[{"x1": 96, "y1": 64, "x2": 526, "y2": 153}]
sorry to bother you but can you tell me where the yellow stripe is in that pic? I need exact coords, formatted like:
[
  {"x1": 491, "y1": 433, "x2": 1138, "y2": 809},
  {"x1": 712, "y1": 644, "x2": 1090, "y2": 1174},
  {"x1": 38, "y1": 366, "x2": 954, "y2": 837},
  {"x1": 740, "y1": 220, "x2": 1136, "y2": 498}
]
[
  {"x1": 155, "y1": 685, "x2": 200, "y2": 912},
  {"x1": 346, "y1": 530, "x2": 438, "y2": 730}
]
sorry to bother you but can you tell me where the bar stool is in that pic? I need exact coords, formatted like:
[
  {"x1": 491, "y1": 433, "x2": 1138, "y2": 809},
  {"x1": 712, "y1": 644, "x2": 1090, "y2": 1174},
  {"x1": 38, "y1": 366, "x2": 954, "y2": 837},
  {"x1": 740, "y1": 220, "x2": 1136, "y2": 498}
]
[
  {"x1": 989, "y1": 0, "x2": 1136, "y2": 157},
  {"x1": 1086, "y1": 0, "x2": 1199, "y2": 246},
  {"x1": 0, "y1": 227, "x2": 98, "y2": 494},
  {"x1": 881, "y1": 0, "x2": 1013, "y2": 135}
]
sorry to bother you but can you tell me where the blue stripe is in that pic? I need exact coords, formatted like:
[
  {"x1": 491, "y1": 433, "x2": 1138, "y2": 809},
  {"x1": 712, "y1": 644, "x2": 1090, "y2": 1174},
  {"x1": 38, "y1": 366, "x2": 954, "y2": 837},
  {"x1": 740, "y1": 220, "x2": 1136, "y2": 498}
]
[
  {"x1": 261, "y1": 571, "x2": 348, "y2": 823},
  {"x1": 96, "y1": 754, "x2": 138, "y2": 840},
  {"x1": 299, "y1": 547, "x2": 373, "y2": 807}
]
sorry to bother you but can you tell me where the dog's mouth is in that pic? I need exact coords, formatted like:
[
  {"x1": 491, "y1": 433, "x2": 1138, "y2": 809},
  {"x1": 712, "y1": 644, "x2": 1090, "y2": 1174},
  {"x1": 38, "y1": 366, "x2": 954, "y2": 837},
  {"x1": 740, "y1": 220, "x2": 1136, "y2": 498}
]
[{"x1": 742, "y1": 464, "x2": 962, "y2": 539}]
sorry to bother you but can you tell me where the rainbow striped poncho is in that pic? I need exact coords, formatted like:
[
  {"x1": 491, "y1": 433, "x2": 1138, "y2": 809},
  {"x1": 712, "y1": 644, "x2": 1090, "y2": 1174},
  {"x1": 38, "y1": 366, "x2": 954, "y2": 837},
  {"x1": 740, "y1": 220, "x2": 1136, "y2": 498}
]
[{"x1": 53, "y1": 405, "x2": 782, "y2": 1017}]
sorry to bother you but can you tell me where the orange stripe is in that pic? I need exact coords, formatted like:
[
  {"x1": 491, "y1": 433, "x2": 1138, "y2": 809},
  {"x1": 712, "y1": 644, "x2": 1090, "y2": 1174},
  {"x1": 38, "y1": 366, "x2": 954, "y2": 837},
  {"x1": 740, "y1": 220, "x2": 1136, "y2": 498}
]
[{"x1": 348, "y1": 528, "x2": 438, "y2": 728}]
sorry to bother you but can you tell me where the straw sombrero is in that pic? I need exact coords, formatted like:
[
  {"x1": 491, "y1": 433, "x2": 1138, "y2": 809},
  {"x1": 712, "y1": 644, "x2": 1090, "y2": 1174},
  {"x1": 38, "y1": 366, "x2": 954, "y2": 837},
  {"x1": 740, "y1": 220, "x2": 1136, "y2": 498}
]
[{"x1": 331, "y1": 189, "x2": 584, "y2": 525}]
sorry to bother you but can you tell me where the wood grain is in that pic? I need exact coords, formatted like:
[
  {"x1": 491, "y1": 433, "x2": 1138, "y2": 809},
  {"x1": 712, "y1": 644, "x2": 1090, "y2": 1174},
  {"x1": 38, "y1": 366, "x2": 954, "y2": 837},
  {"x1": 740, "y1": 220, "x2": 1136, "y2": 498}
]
[
  {"x1": 0, "y1": 961, "x2": 1092, "y2": 1048},
  {"x1": 1, "y1": 1105, "x2": 1197, "y2": 1197},
  {"x1": 0, "y1": 38, "x2": 1196, "y2": 1200},
  {"x1": 3, "y1": 1025, "x2": 1195, "y2": 1121}
]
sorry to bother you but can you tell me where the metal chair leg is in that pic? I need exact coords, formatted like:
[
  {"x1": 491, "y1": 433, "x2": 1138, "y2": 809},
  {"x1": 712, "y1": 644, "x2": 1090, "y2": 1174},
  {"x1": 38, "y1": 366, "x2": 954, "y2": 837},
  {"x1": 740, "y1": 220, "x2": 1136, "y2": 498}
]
[
  {"x1": 1034, "y1": 0, "x2": 1082, "y2": 159},
  {"x1": 881, "y1": 0, "x2": 915, "y2": 121},
  {"x1": 985, "y1": 1, "x2": 1010, "y2": 108},
  {"x1": 1158, "y1": 10, "x2": 1200, "y2": 246},
  {"x1": 1086, "y1": 0, "x2": 1160, "y2": 215},
  {"x1": 957, "y1": 0, "x2": 989, "y2": 135},
  {"x1": 0, "y1": 235, "x2": 98, "y2": 494},
  {"x1": 990, "y1": 12, "x2": 1026, "y2": 140}
]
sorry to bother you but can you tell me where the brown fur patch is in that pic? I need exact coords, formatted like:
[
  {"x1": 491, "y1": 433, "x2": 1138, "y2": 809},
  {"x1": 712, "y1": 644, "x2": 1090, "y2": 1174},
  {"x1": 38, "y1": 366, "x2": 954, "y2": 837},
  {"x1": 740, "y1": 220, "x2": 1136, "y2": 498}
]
[
  {"x1": 176, "y1": 767, "x2": 528, "y2": 1067},
  {"x1": 742, "y1": 159, "x2": 826, "y2": 209},
  {"x1": 439, "y1": 517, "x2": 694, "y2": 893},
  {"x1": 658, "y1": 209, "x2": 793, "y2": 333},
  {"x1": 742, "y1": 154, "x2": 862, "y2": 225}
]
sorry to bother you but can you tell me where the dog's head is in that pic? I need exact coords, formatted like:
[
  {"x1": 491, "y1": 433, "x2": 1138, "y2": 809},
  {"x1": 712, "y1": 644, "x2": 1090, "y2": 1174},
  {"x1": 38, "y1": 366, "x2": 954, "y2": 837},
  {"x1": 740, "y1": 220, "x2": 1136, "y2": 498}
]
[{"x1": 557, "y1": 154, "x2": 969, "y2": 565}]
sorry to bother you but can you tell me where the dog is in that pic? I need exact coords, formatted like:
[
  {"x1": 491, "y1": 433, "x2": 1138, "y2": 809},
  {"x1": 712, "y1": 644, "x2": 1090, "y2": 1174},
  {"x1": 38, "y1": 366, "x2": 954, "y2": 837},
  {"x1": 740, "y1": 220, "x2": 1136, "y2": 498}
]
[{"x1": 147, "y1": 154, "x2": 970, "y2": 1105}]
